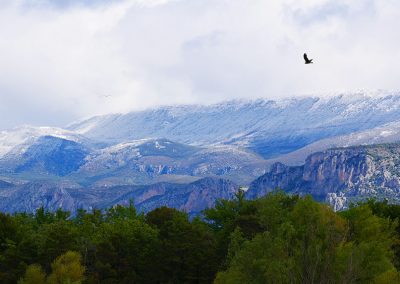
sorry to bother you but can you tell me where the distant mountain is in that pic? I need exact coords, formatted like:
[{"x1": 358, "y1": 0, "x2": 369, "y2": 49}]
[
  {"x1": 273, "y1": 120, "x2": 400, "y2": 166},
  {"x1": 0, "y1": 177, "x2": 238, "y2": 216},
  {"x1": 113, "y1": 177, "x2": 238, "y2": 217},
  {"x1": 68, "y1": 91, "x2": 400, "y2": 158},
  {"x1": 0, "y1": 136, "x2": 90, "y2": 176},
  {"x1": 0, "y1": 125, "x2": 91, "y2": 158},
  {"x1": 3, "y1": 91, "x2": 400, "y2": 214},
  {"x1": 247, "y1": 143, "x2": 400, "y2": 210},
  {"x1": 76, "y1": 139, "x2": 267, "y2": 185},
  {"x1": 0, "y1": 182, "x2": 78, "y2": 214},
  {"x1": 0, "y1": 135, "x2": 267, "y2": 185}
]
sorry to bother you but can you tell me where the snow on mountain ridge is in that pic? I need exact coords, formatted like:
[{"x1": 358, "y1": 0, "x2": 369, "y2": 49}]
[
  {"x1": 0, "y1": 125, "x2": 88, "y2": 157},
  {"x1": 65, "y1": 91, "x2": 400, "y2": 158},
  {"x1": 270, "y1": 120, "x2": 400, "y2": 166},
  {"x1": 3, "y1": 91, "x2": 400, "y2": 161}
]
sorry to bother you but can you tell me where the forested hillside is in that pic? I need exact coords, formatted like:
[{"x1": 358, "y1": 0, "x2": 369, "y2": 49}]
[{"x1": 1, "y1": 192, "x2": 400, "y2": 283}]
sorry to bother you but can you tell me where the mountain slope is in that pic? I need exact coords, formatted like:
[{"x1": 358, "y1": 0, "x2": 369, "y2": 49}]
[
  {"x1": 0, "y1": 136, "x2": 90, "y2": 176},
  {"x1": 247, "y1": 143, "x2": 400, "y2": 210},
  {"x1": 68, "y1": 91, "x2": 400, "y2": 158},
  {"x1": 272, "y1": 120, "x2": 400, "y2": 166},
  {"x1": 3, "y1": 92, "x2": 400, "y2": 214},
  {"x1": 0, "y1": 182, "x2": 78, "y2": 213},
  {"x1": 0, "y1": 135, "x2": 268, "y2": 185},
  {"x1": 0, "y1": 177, "x2": 238, "y2": 216},
  {"x1": 112, "y1": 177, "x2": 238, "y2": 216},
  {"x1": 0, "y1": 125, "x2": 90, "y2": 158},
  {"x1": 75, "y1": 140, "x2": 267, "y2": 185}
]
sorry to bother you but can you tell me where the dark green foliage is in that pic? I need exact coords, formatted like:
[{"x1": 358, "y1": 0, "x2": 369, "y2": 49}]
[
  {"x1": 1, "y1": 193, "x2": 400, "y2": 283},
  {"x1": 214, "y1": 194, "x2": 400, "y2": 284},
  {"x1": 146, "y1": 207, "x2": 218, "y2": 283},
  {"x1": 363, "y1": 199, "x2": 400, "y2": 271}
]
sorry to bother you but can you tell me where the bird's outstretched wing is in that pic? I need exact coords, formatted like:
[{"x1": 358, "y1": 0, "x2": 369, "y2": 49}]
[{"x1": 304, "y1": 53, "x2": 309, "y2": 61}]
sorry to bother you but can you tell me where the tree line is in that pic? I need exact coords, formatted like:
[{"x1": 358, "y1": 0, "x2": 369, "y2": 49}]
[{"x1": 1, "y1": 192, "x2": 400, "y2": 283}]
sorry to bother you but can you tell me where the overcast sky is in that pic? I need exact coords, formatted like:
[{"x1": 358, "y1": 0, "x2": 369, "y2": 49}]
[{"x1": 0, "y1": 0, "x2": 399, "y2": 129}]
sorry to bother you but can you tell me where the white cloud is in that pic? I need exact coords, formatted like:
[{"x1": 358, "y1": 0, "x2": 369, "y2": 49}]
[{"x1": 0, "y1": 0, "x2": 399, "y2": 129}]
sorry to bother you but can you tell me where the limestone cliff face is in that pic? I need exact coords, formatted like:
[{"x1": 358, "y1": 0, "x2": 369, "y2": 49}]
[
  {"x1": 247, "y1": 144, "x2": 400, "y2": 209},
  {"x1": 245, "y1": 162, "x2": 303, "y2": 200},
  {"x1": 118, "y1": 177, "x2": 238, "y2": 217},
  {"x1": 0, "y1": 177, "x2": 238, "y2": 217},
  {"x1": 0, "y1": 182, "x2": 79, "y2": 214}
]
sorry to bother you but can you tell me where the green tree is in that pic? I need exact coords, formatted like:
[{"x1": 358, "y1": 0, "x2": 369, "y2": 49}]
[
  {"x1": 18, "y1": 264, "x2": 46, "y2": 284},
  {"x1": 0, "y1": 213, "x2": 38, "y2": 284},
  {"x1": 1, "y1": 192, "x2": 400, "y2": 284},
  {"x1": 373, "y1": 268, "x2": 400, "y2": 283},
  {"x1": 104, "y1": 201, "x2": 136, "y2": 222},
  {"x1": 215, "y1": 195, "x2": 347, "y2": 283},
  {"x1": 337, "y1": 205, "x2": 398, "y2": 283},
  {"x1": 365, "y1": 199, "x2": 400, "y2": 270},
  {"x1": 91, "y1": 217, "x2": 158, "y2": 283},
  {"x1": 36, "y1": 221, "x2": 79, "y2": 269},
  {"x1": 146, "y1": 207, "x2": 219, "y2": 283},
  {"x1": 47, "y1": 251, "x2": 85, "y2": 284},
  {"x1": 225, "y1": 227, "x2": 245, "y2": 266}
]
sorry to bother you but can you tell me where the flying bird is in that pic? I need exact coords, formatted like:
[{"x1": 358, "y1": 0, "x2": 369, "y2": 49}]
[{"x1": 303, "y1": 53, "x2": 313, "y2": 64}]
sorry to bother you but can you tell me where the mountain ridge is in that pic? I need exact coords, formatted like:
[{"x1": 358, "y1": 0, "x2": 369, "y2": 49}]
[
  {"x1": 247, "y1": 143, "x2": 400, "y2": 210},
  {"x1": 66, "y1": 91, "x2": 400, "y2": 158},
  {"x1": 2, "y1": 91, "x2": 400, "y2": 213},
  {"x1": 0, "y1": 177, "x2": 238, "y2": 216}
]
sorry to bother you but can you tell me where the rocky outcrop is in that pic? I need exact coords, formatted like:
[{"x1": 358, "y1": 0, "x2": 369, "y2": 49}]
[
  {"x1": 0, "y1": 182, "x2": 79, "y2": 214},
  {"x1": 245, "y1": 162, "x2": 303, "y2": 199},
  {"x1": 0, "y1": 177, "x2": 238, "y2": 216},
  {"x1": 110, "y1": 177, "x2": 238, "y2": 217},
  {"x1": 247, "y1": 144, "x2": 400, "y2": 210}
]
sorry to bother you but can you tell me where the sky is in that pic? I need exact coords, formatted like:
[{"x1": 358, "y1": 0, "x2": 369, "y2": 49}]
[{"x1": 0, "y1": 0, "x2": 399, "y2": 129}]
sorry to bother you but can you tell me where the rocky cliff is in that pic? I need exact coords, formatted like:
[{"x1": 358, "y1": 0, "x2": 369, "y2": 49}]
[
  {"x1": 0, "y1": 177, "x2": 238, "y2": 216},
  {"x1": 247, "y1": 144, "x2": 400, "y2": 210}
]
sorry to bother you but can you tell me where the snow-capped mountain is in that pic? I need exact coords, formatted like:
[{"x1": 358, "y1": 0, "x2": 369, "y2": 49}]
[
  {"x1": 0, "y1": 125, "x2": 91, "y2": 158},
  {"x1": 68, "y1": 90, "x2": 400, "y2": 158},
  {"x1": 0, "y1": 136, "x2": 90, "y2": 176},
  {"x1": 271, "y1": 120, "x2": 400, "y2": 166},
  {"x1": 3, "y1": 91, "x2": 400, "y2": 213},
  {"x1": 0, "y1": 134, "x2": 268, "y2": 185},
  {"x1": 76, "y1": 140, "x2": 267, "y2": 185}
]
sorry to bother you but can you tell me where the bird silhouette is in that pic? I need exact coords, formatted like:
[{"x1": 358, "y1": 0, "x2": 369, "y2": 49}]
[{"x1": 304, "y1": 53, "x2": 313, "y2": 64}]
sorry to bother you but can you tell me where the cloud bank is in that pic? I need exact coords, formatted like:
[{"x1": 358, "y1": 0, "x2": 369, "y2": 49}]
[{"x1": 0, "y1": 0, "x2": 399, "y2": 128}]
